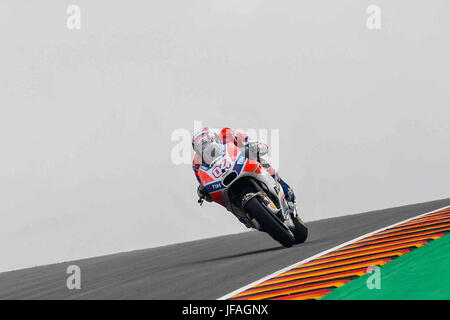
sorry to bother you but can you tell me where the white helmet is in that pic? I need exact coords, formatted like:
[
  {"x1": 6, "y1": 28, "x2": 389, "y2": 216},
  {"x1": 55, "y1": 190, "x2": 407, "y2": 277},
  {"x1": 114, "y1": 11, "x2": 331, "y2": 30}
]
[{"x1": 192, "y1": 127, "x2": 222, "y2": 165}]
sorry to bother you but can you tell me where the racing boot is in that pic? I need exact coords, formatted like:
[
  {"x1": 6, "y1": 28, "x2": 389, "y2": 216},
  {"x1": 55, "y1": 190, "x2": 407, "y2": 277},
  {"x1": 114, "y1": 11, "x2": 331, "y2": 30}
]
[
  {"x1": 278, "y1": 177, "x2": 298, "y2": 217},
  {"x1": 279, "y1": 177, "x2": 296, "y2": 203}
]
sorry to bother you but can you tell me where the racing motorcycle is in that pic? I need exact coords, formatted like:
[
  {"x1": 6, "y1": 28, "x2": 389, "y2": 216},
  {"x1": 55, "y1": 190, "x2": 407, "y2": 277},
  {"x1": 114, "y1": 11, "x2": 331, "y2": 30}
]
[{"x1": 197, "y1": 142, "x2": 308, "y2": 247}]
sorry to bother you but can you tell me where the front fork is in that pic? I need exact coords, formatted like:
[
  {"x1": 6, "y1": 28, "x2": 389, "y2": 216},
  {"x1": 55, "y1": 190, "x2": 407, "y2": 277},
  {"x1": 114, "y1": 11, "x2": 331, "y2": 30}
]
[{"x1": 242, "y1": 179, "x2": 296, "y2": 231}]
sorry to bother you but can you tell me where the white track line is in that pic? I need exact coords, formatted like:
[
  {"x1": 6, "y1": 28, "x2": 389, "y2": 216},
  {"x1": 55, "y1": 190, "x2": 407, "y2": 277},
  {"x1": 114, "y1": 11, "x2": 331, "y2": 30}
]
[{"x1": 218, "y1": 205, "x2": 450, "y2": 300}]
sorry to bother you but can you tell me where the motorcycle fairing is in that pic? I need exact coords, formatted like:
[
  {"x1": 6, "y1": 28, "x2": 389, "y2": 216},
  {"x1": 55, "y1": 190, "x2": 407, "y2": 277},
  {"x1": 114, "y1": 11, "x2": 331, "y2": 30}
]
[{"x1": 198, "y1": 143, "x2": 290, "y2": 222}]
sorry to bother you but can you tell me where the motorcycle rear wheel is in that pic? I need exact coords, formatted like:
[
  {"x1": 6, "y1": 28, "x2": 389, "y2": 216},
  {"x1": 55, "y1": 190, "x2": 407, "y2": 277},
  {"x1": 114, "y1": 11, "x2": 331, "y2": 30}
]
[
  {"x1": 244, "y1": 197, "x2": 295, "y2": 248},
  {"x1": 291, "y1": 215, "x2": 308, "y2": 244}
]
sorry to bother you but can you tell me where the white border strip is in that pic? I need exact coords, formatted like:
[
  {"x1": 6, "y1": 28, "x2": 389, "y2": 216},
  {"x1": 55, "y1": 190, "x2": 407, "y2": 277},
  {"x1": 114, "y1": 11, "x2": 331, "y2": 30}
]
[{"x1": 218, "y1": 205, "x2": 450, "y2": 300}]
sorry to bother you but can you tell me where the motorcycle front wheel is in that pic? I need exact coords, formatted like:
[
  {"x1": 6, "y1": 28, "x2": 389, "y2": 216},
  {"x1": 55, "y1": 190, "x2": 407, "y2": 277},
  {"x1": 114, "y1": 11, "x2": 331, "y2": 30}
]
[{"x1": 244, "y1": 197, "x2": 295, "y2": 248}]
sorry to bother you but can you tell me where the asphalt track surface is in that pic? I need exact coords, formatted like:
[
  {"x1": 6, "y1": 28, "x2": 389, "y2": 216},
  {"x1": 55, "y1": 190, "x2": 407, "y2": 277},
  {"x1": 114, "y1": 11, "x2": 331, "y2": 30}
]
[{"x1": 0, "y1": 198, "x2": 449, "y2": 300}]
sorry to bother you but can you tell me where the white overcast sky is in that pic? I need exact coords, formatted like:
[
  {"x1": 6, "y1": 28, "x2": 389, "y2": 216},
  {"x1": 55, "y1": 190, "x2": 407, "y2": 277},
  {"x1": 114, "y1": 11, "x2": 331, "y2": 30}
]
[{"x1": 0, "y1": 1, "x2": 449, "y2": 272}]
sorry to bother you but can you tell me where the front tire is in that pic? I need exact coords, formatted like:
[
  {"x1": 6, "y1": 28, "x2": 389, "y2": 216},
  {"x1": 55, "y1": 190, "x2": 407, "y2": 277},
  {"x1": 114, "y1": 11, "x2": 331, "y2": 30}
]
[{"x1": 244, "y1": 197, "x2": 295, "y2": 248}]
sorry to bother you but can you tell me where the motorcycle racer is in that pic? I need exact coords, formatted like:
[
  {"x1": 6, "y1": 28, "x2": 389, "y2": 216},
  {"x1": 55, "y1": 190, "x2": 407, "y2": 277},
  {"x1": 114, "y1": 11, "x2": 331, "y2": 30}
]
[{"x1": 192, "y1": 127, "x2": 297, "y2": 227}]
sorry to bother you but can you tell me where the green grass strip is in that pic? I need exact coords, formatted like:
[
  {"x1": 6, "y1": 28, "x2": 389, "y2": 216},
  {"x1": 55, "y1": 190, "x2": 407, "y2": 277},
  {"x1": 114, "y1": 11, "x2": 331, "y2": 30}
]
[{"x1": 322, "y1": 233, "x2": 450, "y2": 300}]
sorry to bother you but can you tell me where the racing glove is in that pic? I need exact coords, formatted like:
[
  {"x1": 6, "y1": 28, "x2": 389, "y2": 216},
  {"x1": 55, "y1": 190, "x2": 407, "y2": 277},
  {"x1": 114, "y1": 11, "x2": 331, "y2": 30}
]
[
  {"x1": 247, "y1": 142, "x2": 269, "y2": 162},
  {"x1": 197, "y1": 184, "x2": 212, "y2": 204}
]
